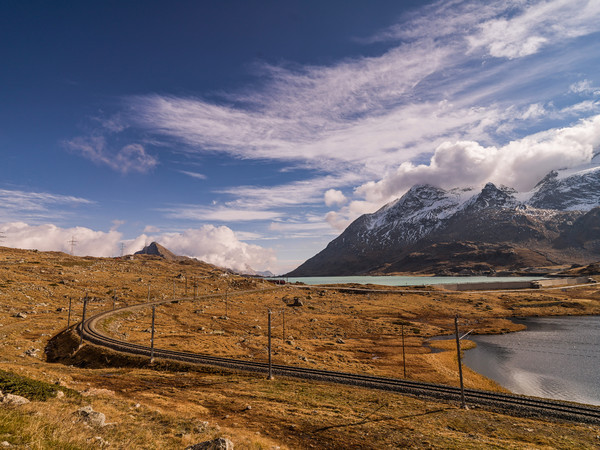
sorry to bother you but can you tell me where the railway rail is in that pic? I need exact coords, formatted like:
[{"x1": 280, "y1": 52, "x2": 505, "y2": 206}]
[{"x1": 77, "y1": 294, "x2": 600, "y2": 425}]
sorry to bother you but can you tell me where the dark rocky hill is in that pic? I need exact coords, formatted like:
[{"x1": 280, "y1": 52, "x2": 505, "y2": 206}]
[{"x1": 134, "y1": 242, "x2": 186, "y2": 261}]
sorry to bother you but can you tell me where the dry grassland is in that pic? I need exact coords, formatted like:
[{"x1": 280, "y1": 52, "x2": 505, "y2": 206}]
[{"x1": 1, "y1": 246, "x2": 599, "y2": 448}]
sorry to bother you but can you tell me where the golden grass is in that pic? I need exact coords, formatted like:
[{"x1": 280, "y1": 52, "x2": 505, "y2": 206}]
[{"x1": 1, "y1": 246, "x2": 599, "y2": 448}]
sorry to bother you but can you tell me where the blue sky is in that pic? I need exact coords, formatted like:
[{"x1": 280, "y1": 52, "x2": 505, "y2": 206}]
[{"x1": 1, "y1": 0, "x2": 600, "y2": 274}]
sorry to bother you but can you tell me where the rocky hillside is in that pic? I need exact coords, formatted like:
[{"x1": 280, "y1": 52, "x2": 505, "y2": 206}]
[
  {"x1": 288, "y1": 159, "x2": 600, "y2": 276},
  {"x1": 135, "y1": 241, "x2": 192, "y2": 262}
]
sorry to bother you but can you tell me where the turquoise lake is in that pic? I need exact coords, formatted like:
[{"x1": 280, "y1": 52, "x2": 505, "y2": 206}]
[{"x1": 279, "y1": 275, "x2": 544, "y2": 287}]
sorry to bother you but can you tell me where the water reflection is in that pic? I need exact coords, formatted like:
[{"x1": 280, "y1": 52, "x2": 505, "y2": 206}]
[{"x1": 463, "y1": 316, "x2": 600, "y2": 405}]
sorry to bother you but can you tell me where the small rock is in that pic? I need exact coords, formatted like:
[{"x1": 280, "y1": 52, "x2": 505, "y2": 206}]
[
  {"x1": 0, "y1": 441, "x2": 12, "y2": 448},
  {"x1": 55, "y1": 391, "x2": 65, "y2": 399},
  {"x1": 24, "y1": 348, "x2": 39, "y2": 357},
  {"x1": 243, "y1": 405, "x2": 252, "y2": 411},
  {"x1": 75, "y1": 406, "x2": 106, "y2": 427},
  {"x1": 0, "y1": 393, "x2": 30, "y2": 406},
  {"x1": 13, "y1": 312, "x2": 27, "y2": 319},
  {"x1": 186, "y1": 437, "x2": 234, "y2": 450},
  {"x1": 336, "y1": 338, "x2": 345, "y2": 344},
  {"x1": 194, "y1": 421, "x2": 210, "y2": 433},
  {"x1": 90, "y1": 436, "x2": 109, "y2": 448}
]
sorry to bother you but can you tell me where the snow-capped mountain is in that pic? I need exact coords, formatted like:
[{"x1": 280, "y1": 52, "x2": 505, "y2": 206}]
[
  {"x1": 287, "y1": 163, "x2": 600, "y2": 276},
  {"x1": 529, "y1": 153, "x2": 600, "y2": 210}
]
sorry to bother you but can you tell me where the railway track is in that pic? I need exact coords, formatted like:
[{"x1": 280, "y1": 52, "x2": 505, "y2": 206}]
[{"x1": 77, "y1": 296, "x2": 600, "y2": 425}]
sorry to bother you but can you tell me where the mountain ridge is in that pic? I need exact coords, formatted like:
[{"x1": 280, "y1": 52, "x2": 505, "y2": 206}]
[{"x1": 288, "y1": 162, "x2": 600, "y2": 276}]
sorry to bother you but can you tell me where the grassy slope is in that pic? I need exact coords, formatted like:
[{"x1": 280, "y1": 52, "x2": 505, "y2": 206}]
[{"x1": 1, "y1": 246, "x2": 599, "y2": 448}]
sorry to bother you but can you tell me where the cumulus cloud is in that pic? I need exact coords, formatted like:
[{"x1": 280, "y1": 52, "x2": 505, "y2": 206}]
[
  {"x1": 356, "y1": 114, "x2": 600, "y2": 204},
  {"x1": 0, "y1": 222, "x2": 276, "y2": 273},
  {"x1": 324, "y1": 189, "x2": 347, "y2": 207},
  {"x1": 65, "y1": 137, "x2": 157, "y2": 174},
  {"x1": 0, "y1": 222, "x2": 122, "y2": 257},
  {"x1": 142, "y1": 226, "x2": 276, "y2": 273}
]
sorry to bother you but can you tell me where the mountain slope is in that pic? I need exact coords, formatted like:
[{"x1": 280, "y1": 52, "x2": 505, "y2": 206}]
[{"x1": 287, "y1": 163, "x2": 600, "y2": 276}]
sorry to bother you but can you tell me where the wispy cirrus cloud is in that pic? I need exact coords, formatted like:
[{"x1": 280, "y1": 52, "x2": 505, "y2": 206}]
[
  {"x1": 68, "y1": 0, "x2": 600, "y2": 237},
  {"x1": 120, "y1": 1, "x2": 600, "y2": 178},
  {"x1": 0, "y1": 188, "x2": 93, "y2": 222},
  {"x1": 161, "y1": 205, "x2": 281, "y2": 222},
  {"x1": 64, "y1": 136, "x2": 158, "y2": 174},
  {"x1": 467, "y1": 0, "x2": 600, "y2": 59},
  {"x1": 179, "y1": 170, "x2": 207, "y2": 180}
]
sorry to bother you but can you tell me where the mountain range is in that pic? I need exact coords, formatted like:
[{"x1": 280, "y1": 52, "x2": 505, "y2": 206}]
[{"x1": 288, "y1": 155, "x2": 600, "y2": 276}]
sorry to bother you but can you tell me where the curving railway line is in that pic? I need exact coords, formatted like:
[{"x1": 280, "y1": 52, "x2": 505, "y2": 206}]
[{"x1": 77, "y1": 294, "x2": 600, "y2": 425}]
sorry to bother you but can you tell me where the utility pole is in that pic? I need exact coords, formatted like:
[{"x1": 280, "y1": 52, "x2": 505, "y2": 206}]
[
  {"x1": 68, "y1": 236, "x2": 78, "y2": 255},
  {"x1": 267, "y1": 309, "x2": 273, "y2": 380},
  {"x1": 80, "y1": 294, "x2": 88, "y2": 346},
  {"x1": 282, "y1": 307, "x2": 286, "y2": 342},
  {"x1": 120, "y1": 243, "x2": 125, "y2": 257},
  {"x1": 67, "y1": 297, "x2": 72, "y2": 329},
  {"x1": 401, "y1": 324, "x2": 407, "y2": 378},
  {"x1": 150, "y1": 305, "x2": 156, "y2": 363},
  {"x1": 455, "y1": 315, "x2": 467, "y2": 409}
]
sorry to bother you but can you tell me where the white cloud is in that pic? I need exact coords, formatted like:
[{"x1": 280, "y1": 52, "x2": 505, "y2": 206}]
[
  {"x1": 147, "y1": 226, "x2": 276, "y2": 272},
  {"x1": 324, "y1": 189, "x2": 347, "y2": 207},
  {"x1": 325, "y1": 200, "x2": 382, "y2": 232},
  {"x1": 110, "y1": 220, "x2": 126, "y2": 232},
  {"x1": 0, "y1": 222, "x2": 277, "y2": 273},
  {"x1": 468, "y1": 0, "x2": 600, "y2": 59},
  {"x1": 0, "y1": 189, "x2": 93, "y2": 222},
  {"x1": 143, "y1": 225, "x2": 161, "y2": 233},
  {"x1": 570, "y1": 79, "x2": 600, "y2": 96},
  {"x1": 355, "y1": 114, "x2": 600, "y2": 204},
  {"x1": 179, "y1": 170, "x2": 207, "y2": 180},
  {"x1": 162, "y1": 206, "x2": 281, "y2": 222},
  {"x1": 63, "y1": 0, "x2": 600, "y2": 242},
  {"x1": 0, "y1": 222, "x2": 122, "y2": 257},
  {"x1": 65, "y1": 137, "x2": 158, "y2": 174}
]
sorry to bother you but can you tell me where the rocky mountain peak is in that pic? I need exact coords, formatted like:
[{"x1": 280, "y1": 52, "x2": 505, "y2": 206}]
[
  {"x1": 529, "y1": 160, "x2": 600, "y2": 210},
  {"x1": 465, "y1": 182, "x2": 520, "y2": 210},
  {"x1": 135, "y1": 242, "x2": 181, "y2": 261}
]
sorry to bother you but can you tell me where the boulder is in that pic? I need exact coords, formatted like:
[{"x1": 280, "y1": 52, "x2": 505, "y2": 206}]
[{"x1": 0, "y1": 393, "x2": 30, "y2": 406}]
